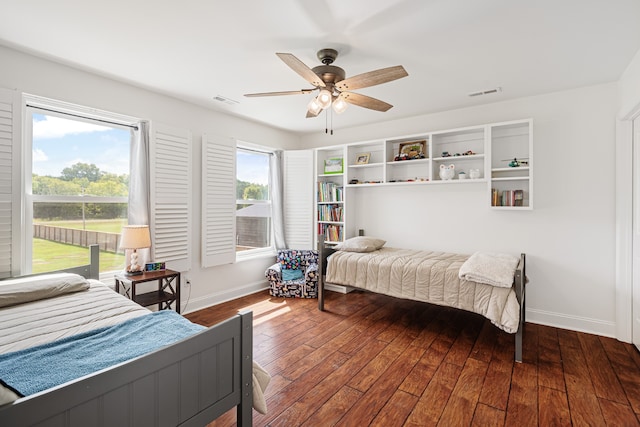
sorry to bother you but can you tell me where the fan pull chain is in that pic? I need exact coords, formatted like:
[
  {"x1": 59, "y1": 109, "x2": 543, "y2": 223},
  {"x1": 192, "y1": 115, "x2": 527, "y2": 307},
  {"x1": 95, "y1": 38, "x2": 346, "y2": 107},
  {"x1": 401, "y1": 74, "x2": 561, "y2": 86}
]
[
  {"x1": 330, "y1": 108, "x2": 334, "y2": 135},
  {"x1": 325, "y1": 109, "x2": 328, "y2": 134},
  {"x1": 323, "y1": 107, "x2": 335, "y2": 135}
]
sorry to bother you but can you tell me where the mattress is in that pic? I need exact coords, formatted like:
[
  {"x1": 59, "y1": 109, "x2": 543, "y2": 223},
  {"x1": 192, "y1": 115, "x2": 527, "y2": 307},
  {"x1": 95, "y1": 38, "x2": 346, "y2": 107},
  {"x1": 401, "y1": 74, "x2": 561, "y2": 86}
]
[
  {"x1": 326, "y1": 247, "x2": 520, "y2": 333},
  {"x1": 0, "y1": 279, "x2": 150, "y2": 355}
]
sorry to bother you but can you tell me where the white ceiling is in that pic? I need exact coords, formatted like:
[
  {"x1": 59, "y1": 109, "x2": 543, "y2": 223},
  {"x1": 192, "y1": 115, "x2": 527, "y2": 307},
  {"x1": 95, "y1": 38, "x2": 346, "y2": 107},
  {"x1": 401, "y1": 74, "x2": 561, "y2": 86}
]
[{"x1": 1, "y1": 0, "x2": 639, "y2": 135}]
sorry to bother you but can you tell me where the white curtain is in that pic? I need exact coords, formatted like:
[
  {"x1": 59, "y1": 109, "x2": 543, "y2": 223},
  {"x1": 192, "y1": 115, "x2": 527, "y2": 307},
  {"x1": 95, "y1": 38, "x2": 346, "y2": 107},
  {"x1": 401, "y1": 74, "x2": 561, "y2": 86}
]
[
  {"x1": 270, "y1": 150, "x2": 287, "y2": 249},
  {"x1": 128, "y1": 121, "x2": 151, "y2": 264}
]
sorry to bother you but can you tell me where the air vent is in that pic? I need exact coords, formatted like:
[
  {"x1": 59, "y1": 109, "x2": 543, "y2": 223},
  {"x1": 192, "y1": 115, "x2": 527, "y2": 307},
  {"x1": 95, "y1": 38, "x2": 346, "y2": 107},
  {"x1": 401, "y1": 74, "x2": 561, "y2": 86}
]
[
  {"x1": 468, "y1": 87, "x2": 502, "y2": 97},
  {"x1": 213, "y1": 95, "x2": 239, "y2": 105}
]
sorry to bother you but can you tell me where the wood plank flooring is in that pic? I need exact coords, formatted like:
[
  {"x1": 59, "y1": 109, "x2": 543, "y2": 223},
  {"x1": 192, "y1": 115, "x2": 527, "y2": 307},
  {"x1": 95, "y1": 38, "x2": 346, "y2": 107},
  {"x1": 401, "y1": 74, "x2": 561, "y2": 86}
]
[{"x1": 185, "y1": 290, "x2": 640, "y2": 427}]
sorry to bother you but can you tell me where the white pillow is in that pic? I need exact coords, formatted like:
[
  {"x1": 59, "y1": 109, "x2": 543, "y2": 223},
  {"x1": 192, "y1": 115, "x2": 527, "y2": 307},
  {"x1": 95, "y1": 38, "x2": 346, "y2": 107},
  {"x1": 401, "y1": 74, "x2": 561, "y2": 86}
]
[
  {"x1": 0, "y1": 273, "x2": 89, "y2": 308},
  {"x1": 335, "y1": 236, "x2": 386, "y2": 253}
]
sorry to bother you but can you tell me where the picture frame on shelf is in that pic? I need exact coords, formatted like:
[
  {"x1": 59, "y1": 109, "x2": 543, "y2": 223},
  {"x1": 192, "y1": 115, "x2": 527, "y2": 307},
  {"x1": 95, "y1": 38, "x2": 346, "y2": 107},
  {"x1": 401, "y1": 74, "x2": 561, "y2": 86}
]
[
  {"x1": 396, "y1": 140, "x2": 427, "y2": 160},
  {"x1": 355, "y1": 153, "x2": 370, "y2": 165},
  {"x1": 324, "y1": 157, "x2": 343, "y2": 174}
]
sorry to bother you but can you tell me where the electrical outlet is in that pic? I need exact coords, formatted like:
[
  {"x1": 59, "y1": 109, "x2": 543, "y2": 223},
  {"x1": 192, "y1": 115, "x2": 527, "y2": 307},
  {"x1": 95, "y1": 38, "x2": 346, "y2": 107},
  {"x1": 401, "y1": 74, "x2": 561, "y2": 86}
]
[{"x1": 185, "y1": 278, "x2": 191, "y2": 288}]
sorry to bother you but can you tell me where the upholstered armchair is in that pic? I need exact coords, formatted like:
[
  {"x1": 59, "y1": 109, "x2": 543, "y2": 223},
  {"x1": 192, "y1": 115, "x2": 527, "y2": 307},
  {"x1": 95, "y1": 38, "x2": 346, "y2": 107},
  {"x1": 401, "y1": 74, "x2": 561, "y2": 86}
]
[{"x1": 265, "y1": 249, "x2": 318, "y2": 298}]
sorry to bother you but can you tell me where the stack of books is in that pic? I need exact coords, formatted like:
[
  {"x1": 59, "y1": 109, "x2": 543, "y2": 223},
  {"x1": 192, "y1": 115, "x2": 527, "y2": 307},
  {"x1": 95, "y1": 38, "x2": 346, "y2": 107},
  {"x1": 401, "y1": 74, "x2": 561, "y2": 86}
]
[
  {"x1": 318, "y1": 224, "x2": 343, "y2": 243},
  {"x1": 317, "y1": 204, "x2": 344, "y2": 222},
  {"x1": 317, "y1": 182, "x2": 344, "y2": 202},
  {"x1": 492, "y1": 189, "x2": 524, "y2": 207}
]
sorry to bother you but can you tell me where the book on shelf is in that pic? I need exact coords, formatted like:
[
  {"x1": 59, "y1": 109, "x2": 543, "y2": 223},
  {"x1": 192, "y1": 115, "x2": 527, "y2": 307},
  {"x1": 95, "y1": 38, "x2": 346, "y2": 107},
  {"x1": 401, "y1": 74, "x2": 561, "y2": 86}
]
[
  {"x1": 318, "y1": 223, "x2": 343, "y2": 242},
  {"x1": 514, "y1": 189, "x2": 524, "y2": 206},
  {"x1": 317, "y1": 181, "x2": 343, "y2": 202},
  {"x1": 491, "y1": 188, "x2": 499, "y2": 206},
  {"x1": 492, "y1": 189, "x2": 525, "y2": 207},
  {"x1": 317, "y1": 204, "x2": 344, "y2": 222}
]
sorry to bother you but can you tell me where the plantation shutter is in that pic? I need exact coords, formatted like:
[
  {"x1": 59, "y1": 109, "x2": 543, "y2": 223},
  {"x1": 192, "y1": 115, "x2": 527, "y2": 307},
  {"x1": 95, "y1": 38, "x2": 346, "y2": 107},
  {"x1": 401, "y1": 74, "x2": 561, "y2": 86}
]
[
  {"x1": 0, "y1": 88, "x2": 19, "y2": 278},
  {"x1": 201, "y1": 134, "x2": 236, "y2": 267},
  {"x1": 283, "y1": 150, "x2": 314, "y2": 249},
  {"x1": 150, "y1": 123, "x2": 192, "y2": 272}
]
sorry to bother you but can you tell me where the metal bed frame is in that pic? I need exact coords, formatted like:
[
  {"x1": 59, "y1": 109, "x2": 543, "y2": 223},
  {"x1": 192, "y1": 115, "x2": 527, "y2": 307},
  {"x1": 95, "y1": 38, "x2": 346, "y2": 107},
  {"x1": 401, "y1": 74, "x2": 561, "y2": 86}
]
[
  {"x1": 0, "y1": 245, "x2": 254, "y2": 426},
  {"x1": 317, "y1": 238, "x2": 527, "y2": 363}
]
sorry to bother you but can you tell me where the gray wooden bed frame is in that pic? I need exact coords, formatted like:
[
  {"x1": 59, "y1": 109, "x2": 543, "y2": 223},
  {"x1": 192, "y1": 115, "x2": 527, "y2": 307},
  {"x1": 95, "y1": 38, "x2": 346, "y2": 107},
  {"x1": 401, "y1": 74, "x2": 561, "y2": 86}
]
[
  {"x1": 316, "y1": 238, "x2": 527, "y2": 363},
  {"x1": 0, "y1": 245, "x2": 254, "y2": 427}
]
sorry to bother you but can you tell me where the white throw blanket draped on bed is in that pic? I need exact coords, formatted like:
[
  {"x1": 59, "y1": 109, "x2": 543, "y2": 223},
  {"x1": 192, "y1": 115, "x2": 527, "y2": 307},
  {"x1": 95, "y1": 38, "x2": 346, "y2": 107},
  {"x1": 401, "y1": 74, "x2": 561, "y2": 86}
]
[
  {"x1": 326, "y1": 248, "x2": 520, "y2": 333},
  {"x1": 458, "y1": 251, "x2": 520, "y2": 288}
]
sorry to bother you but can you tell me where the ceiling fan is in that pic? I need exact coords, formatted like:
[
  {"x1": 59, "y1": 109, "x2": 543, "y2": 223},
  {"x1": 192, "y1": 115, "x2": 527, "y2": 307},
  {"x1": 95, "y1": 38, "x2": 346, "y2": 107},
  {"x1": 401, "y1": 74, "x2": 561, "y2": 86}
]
[{"x1": 244, "y1": 48, "x2": 408, "y2": 119}]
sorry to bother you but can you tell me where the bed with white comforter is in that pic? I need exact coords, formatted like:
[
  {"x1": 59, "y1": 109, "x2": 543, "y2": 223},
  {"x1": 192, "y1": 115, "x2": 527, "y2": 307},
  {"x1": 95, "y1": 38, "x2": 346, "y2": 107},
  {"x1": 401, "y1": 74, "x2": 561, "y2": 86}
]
[
  {"x1": 0, "y1": 272, "x2": 271, "y2": 417},
  {"x1": 0, "y1": 275, "x2": 149, "y2": 355},
  {"x1": 326, "y1": 247, "x2": 521, "y2": 333}
]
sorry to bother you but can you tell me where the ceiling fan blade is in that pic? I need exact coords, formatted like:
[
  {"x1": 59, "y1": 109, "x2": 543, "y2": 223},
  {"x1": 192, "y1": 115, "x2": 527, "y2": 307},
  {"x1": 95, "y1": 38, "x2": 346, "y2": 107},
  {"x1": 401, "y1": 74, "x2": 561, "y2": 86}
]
[
  {"x1": 244, "y1": 89, "x2": 314, "y2": 97},
  {"x1": 276, "y1": 53, "x2": 326, "y2": 88},
  {"x1": 341, "y1": 92, "x2": 393, "y2": 112},
  {"x1": 335, "y1": 65, "x2": 408, "y2": 91}
]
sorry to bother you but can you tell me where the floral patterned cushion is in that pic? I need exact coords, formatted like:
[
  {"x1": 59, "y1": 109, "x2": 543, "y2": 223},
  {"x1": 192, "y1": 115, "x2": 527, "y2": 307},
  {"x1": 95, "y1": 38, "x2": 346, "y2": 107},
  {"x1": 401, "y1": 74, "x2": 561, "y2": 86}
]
[{"x1": 266, "y1": 249, "x2": 319, "y2": 298}]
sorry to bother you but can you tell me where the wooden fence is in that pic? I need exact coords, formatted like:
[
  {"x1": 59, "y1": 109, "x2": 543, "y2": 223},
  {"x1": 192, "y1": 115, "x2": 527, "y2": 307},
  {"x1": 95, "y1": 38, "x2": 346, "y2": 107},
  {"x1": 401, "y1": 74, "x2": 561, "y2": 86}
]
[{"x1": 33, "y1": 225, "x2": 122, "y2": 253}]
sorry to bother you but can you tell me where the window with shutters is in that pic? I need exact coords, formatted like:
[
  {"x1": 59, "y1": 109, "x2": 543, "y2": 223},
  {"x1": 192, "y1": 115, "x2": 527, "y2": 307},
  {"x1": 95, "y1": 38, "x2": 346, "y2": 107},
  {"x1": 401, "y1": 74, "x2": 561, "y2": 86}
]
[
  {"x1": 25, "y1": 105, "x2": 135, "y2": 275},
  {"x1": 236, "y1": 148, "x2": 272, "y2": 255}
]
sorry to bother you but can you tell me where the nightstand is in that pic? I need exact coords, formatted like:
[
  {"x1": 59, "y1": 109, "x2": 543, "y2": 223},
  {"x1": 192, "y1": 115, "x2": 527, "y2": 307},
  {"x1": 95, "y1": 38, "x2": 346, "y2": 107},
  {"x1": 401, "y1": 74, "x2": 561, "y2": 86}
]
[{"x1": 114, "y1": 269, "x2": 181, "y2": 313}]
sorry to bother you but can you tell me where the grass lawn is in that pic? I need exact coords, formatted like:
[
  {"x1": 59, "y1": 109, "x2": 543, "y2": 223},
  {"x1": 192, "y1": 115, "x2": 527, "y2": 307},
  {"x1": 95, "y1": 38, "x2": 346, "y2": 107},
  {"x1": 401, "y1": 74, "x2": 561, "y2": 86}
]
[
  {"x1": 33, "y1": 238, "x2": 124, "y2": 274},
  {"x1": 34, "y1": 218, "x2": 127, "y2": 234}
]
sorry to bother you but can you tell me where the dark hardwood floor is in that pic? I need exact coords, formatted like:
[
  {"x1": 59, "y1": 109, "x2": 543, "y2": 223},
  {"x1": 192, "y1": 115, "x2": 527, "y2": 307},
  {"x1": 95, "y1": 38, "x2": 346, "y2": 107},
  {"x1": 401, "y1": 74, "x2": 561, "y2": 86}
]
[{"x1": 185, "y1": 290, "x2": 640, "y2": 427}]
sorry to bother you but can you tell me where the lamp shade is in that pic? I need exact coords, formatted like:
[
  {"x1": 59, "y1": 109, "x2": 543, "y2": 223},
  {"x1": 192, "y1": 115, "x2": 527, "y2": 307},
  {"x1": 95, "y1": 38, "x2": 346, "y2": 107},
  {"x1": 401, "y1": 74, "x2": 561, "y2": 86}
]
[
  {"x1": 317, "y1": 89, "x2": 332, "y2": 109},
  {"x1": 120, "y1": 225, "x2": 151, "y2": 250},
  {"x1": 307, "y1": 97, "x2": 322, "y2": 115},
  {"x1": 332, "y1": 96, "x2": 348, "y2": 114}
]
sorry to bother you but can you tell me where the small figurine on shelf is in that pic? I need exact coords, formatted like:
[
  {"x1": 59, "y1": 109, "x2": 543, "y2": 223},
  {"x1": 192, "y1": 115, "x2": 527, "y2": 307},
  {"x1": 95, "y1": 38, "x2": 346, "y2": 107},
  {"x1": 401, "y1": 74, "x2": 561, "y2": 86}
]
[
  {"x1": 439, "y1": 164, "x2": 455, "y2": 180},
  {"x1": 505, "y1": 157, "x2": 529, "y2": 167},
  {"x1": 462, "y1": 150, "x2": 475, "y2": 156},
  {"x1": 442, "y1": 151, "x2": 451, "y2": 157}
]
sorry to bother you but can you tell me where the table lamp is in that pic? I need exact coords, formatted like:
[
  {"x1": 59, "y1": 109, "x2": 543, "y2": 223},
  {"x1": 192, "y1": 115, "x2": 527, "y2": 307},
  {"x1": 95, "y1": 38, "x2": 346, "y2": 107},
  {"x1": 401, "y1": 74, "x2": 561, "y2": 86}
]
[{"x1": 120, "y1": 225, "x2": 151, "y2": 275}]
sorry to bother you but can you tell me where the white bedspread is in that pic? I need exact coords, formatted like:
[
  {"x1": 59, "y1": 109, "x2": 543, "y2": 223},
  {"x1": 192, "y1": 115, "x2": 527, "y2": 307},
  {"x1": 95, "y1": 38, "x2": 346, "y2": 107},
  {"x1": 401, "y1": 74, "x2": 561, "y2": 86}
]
[
  {"x1": 326, "y1": 248, "x2": 520, "y2": 333},
  {"x1": 0, "y1": 276, "x2": 271, "y2": 413},
  {"x1": 0, "y1": 279, "x2": 149, "y2": 355}
]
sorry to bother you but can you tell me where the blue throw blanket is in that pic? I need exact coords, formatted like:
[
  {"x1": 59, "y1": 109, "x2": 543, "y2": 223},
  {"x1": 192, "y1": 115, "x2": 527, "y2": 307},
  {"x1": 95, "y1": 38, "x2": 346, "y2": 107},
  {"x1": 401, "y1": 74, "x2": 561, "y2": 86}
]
[{"x1": 0, "y1": 310, "x2": 205, "y2": 397}]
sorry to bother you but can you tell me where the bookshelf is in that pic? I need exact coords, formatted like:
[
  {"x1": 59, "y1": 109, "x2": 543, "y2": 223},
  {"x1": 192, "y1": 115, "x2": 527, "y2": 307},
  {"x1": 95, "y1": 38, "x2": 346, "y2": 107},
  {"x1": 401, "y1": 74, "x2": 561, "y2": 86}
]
[
  {"x1": 316, "y1": 146, "x2": 346, "y2": 245},
  {"x1": 489, "y1": 120, "x2": 533, "y2": 209},
  {"x1": 313, "y1": 119, "x2": 533, "y2": 246}
]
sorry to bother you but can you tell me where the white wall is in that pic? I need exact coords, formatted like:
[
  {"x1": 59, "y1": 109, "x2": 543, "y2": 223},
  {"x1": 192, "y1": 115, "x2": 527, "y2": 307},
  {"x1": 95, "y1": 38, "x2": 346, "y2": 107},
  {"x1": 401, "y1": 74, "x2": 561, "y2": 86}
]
[
  {"x1": 302, "y1": 83, "x2": 619, "y2": 337},
  {"x1": 0, "y1": 43, "x2": 627, "y2": 335},
  {"x1": 618, "y1": 47, "x2": 640, "y2": 119},
  {"x1": 0, "y1": 45, "x2": 302, "y2": 312}
]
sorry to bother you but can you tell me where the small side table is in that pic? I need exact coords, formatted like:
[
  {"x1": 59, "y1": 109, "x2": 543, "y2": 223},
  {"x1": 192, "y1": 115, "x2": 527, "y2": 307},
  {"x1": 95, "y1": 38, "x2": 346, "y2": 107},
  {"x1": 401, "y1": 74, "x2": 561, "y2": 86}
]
[{"x1": 115, "y1": 269, "x2": 181, "y2": 313}]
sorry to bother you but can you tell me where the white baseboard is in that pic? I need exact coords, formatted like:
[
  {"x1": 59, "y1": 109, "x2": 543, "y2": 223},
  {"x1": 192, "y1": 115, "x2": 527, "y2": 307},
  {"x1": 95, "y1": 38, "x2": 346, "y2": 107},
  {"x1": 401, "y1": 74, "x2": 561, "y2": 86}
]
[
  {"x1": 181, "y1": 280, "x2": 269, "y2": 314},
  {"x1": 526, "y1": 308, "x2": 616, "y2": 338},
  {"x1": 325, "y1": 283, "x2": 354, "y2": 294}
]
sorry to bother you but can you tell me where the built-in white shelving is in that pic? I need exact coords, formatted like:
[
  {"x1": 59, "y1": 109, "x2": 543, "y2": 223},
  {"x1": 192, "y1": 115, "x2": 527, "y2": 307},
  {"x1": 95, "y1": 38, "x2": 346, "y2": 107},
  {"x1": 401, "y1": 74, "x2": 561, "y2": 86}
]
[{"x1": 314, "y1": 119, "x2": 533, "y2": 244}]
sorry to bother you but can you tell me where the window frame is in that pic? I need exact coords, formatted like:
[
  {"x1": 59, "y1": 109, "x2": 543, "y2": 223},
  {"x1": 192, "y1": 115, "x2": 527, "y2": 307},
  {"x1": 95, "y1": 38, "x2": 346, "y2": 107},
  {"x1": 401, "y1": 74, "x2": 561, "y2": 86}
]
[
  {"x1": 235, "y1": 145, "x2": 275, "y2": 260},
  {"x1": 23, "y1": 97, "x2": 139, "y2": 278}
]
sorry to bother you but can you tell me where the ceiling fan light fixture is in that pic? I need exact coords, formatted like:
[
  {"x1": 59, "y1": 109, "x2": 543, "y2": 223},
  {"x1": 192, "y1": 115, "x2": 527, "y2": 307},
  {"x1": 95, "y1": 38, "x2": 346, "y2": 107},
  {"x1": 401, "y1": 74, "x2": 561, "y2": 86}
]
[
  {"x1": 307, "y1": 97, "x2": 322, "y2": 115},
  {"x1": 332, "y1": 96, "x2": 348, "y2": 114},
  {"x1": 317, "y1": 89, "x2": 333, "y2": 109}
]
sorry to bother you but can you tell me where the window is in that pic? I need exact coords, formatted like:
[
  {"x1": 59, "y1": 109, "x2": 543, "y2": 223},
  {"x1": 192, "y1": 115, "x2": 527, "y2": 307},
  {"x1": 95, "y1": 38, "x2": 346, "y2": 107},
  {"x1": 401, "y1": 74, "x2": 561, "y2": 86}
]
[
  {"x1": 26, "y1": 106, "x2": 134, "y2": 275},
  {"x1": 236, "y1": 148, "x2": 272, "y2": 255}
]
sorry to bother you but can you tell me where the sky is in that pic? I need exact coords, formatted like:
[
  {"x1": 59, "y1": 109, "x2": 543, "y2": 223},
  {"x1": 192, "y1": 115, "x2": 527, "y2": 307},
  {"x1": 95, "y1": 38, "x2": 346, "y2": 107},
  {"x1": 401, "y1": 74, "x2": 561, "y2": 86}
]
[
  {"x1": 32, "y1": 113, "x2": 268, "y2": 185},
  {"x1": 32, "y1": 114, "x2": 130, "y2": 176}
]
